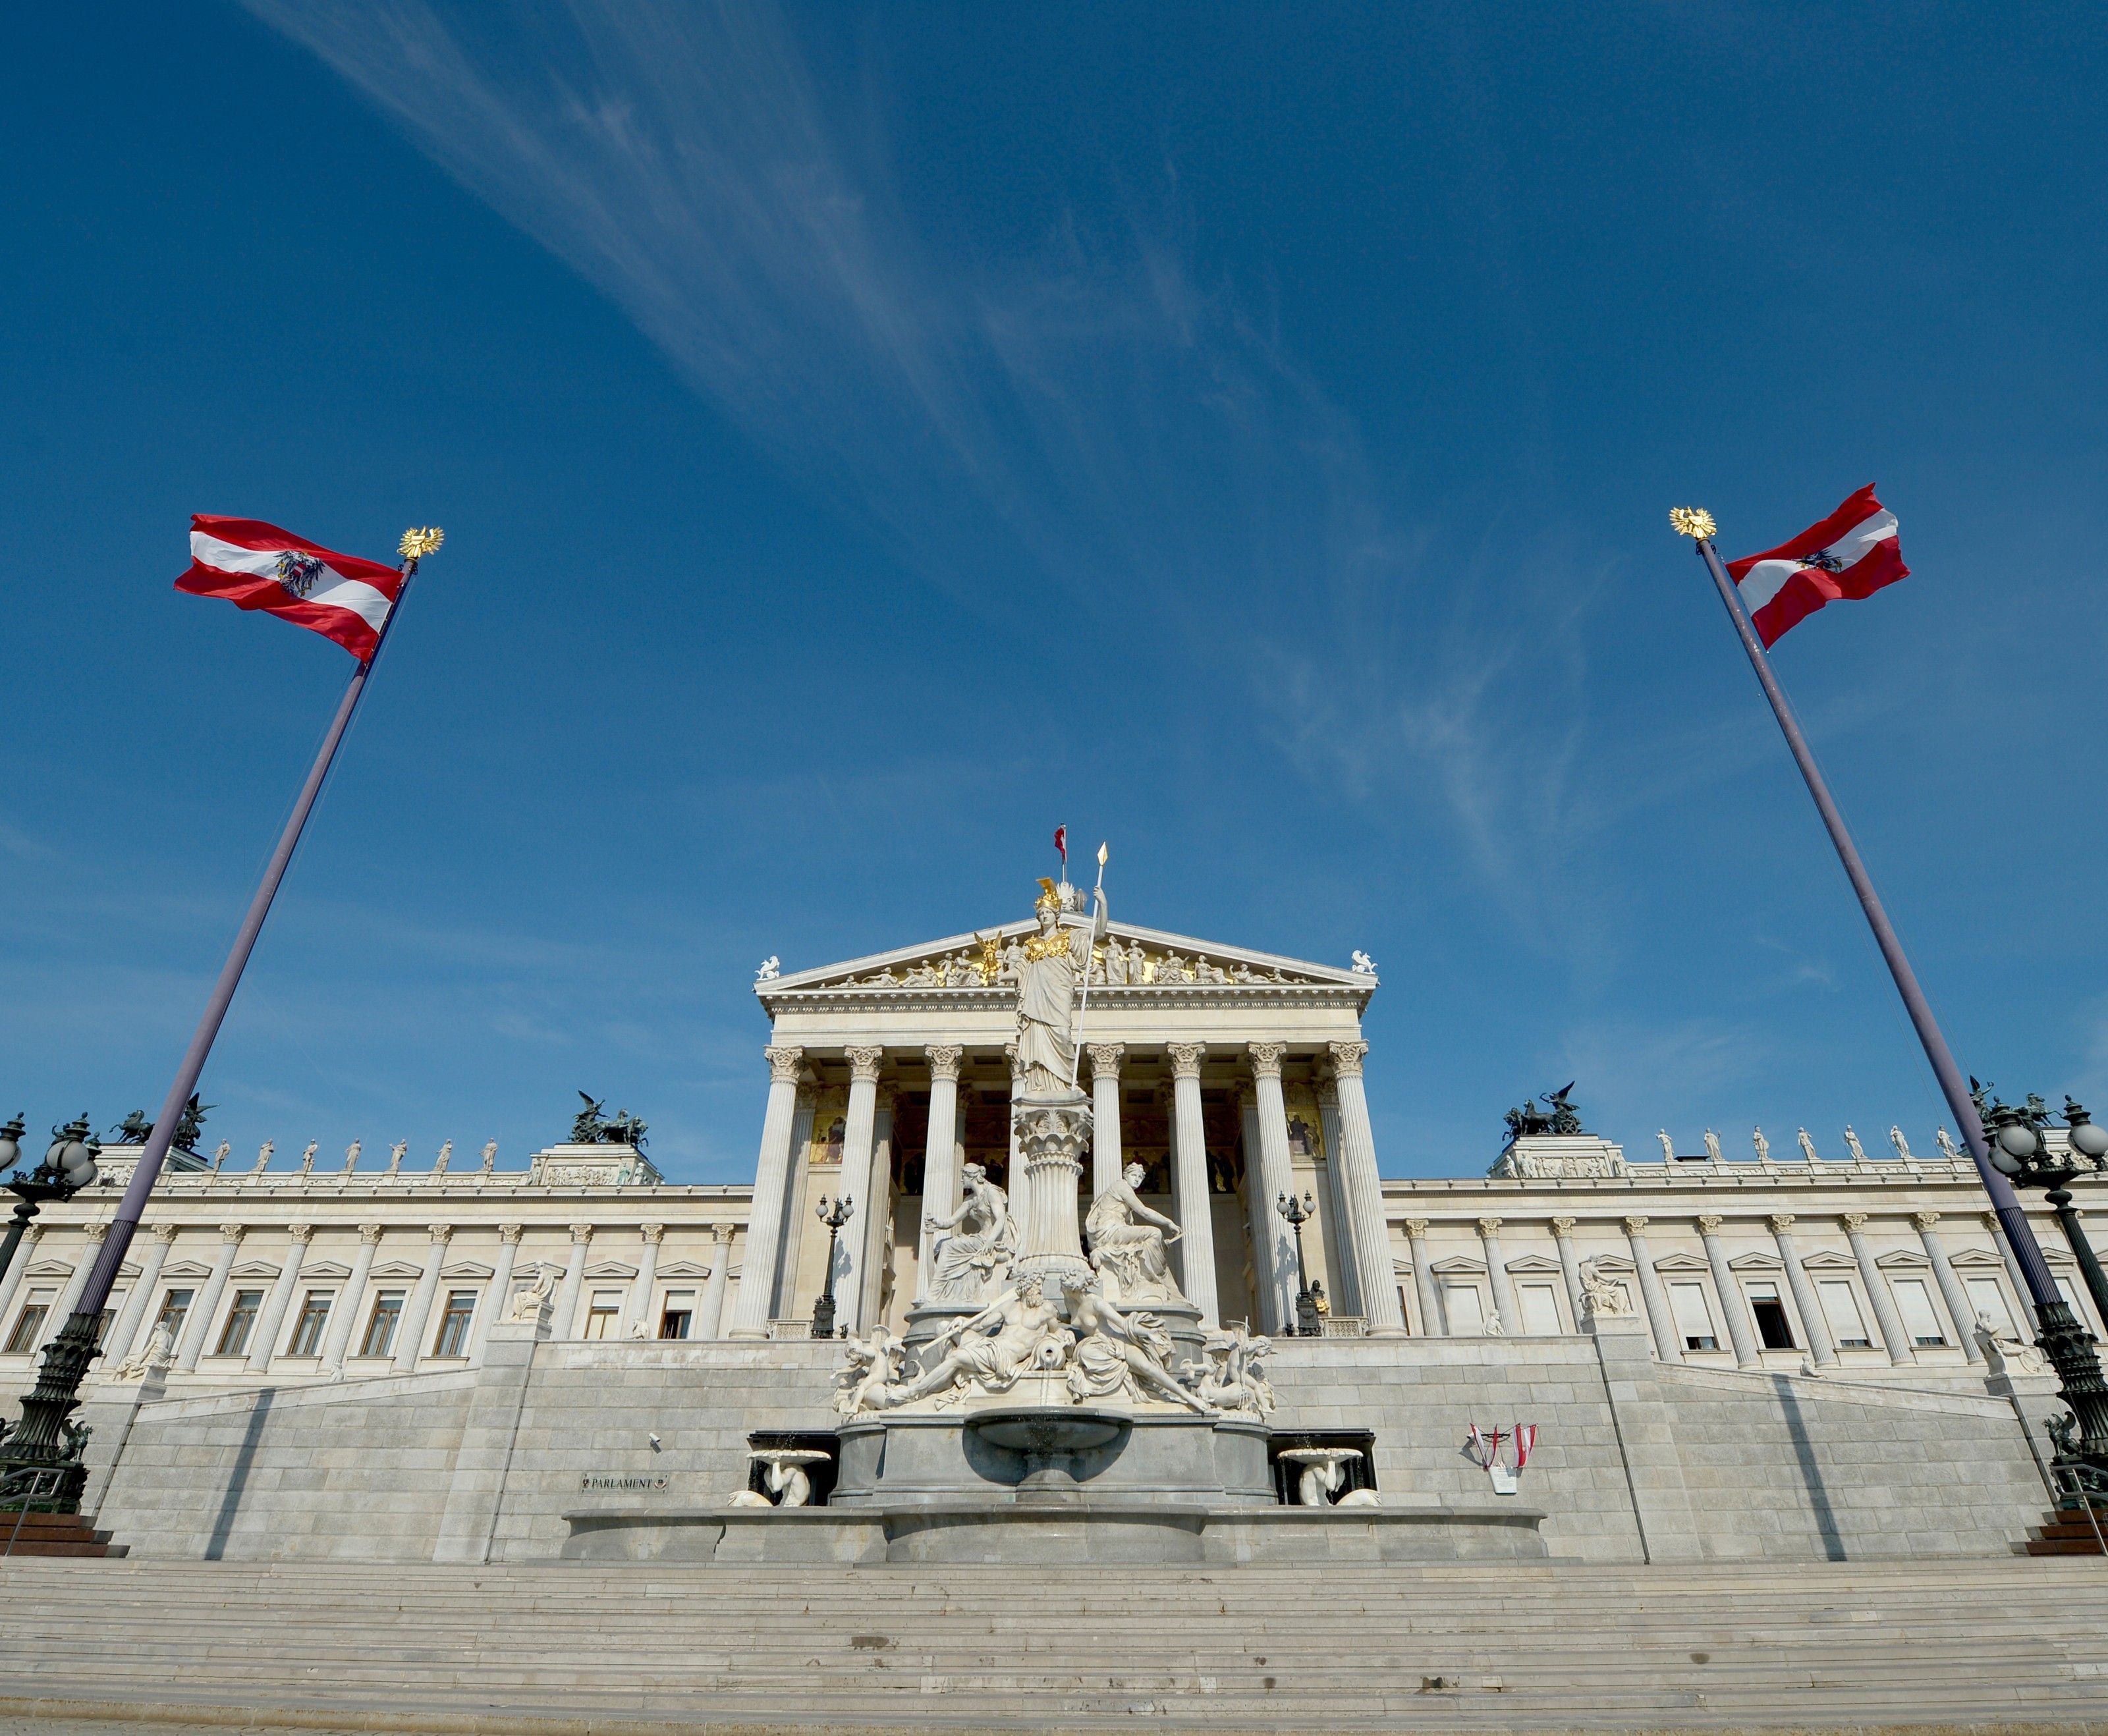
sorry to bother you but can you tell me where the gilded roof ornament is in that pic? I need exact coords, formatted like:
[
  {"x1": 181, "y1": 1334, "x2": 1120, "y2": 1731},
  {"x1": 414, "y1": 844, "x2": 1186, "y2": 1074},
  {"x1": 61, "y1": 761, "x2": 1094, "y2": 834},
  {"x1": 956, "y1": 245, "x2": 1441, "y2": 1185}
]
[
  {"x1": 398, "y1": 526, "x2": 445, "y2": 561},
  {"x1": 1669, "y1": 506, "x2": 1717, "y2": 541}
]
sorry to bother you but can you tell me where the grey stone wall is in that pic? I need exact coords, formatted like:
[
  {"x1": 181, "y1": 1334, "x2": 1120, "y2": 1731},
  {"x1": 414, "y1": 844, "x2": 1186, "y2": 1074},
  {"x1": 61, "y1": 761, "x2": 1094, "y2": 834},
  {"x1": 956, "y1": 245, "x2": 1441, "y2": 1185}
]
[{"x1": 84, "y1": 1323, "x2": 2057, "y2": 1565}]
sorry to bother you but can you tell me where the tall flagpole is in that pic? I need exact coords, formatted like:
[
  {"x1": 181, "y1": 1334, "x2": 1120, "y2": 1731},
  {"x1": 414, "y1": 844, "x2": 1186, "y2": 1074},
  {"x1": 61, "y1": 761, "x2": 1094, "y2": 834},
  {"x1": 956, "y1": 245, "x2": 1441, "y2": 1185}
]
[
  {"x1": 1, "y1": 527, "x2": 442, "y2": 1505},
  {"x1": 1675, "y1": 508, "x2": 2108, "y2": 1473},
  {"x1": 1067, "y1": 843, "x2": 1110, "y2": 1091}
]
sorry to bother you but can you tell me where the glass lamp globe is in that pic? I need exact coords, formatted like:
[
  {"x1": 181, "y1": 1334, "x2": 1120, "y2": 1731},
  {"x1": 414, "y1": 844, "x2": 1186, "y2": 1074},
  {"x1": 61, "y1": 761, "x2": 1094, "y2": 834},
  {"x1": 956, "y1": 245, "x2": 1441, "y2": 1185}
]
[
  {"x1": 0, "y1": 1117, "x2": 21, "y2": 1172},
  {"x1": 1995, "y1": 1120, "x2": 2039, "y2": 1162},
  {"x1": 1987, "y1": 1144, "x2": 2023, "y2": 1178},
  {"x1": 2070, "y1": 1119, "x2": 2108, "y2": 1162}
]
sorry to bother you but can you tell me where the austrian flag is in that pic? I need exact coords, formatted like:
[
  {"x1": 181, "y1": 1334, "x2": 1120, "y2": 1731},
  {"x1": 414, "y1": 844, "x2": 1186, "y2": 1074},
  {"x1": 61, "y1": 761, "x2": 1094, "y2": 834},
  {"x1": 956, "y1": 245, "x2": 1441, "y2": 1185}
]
[
  {"x1": 177, "y1": 516, "x2": 402, "y2": 661},
  {"x1": 1727, "y1": 485, "x2": 1909, "y2": 648}
]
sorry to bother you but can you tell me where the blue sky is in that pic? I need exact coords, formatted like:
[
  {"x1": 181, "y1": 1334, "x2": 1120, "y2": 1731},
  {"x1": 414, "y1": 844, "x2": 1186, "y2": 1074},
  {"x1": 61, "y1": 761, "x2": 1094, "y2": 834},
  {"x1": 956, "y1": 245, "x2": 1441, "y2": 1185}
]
[{"x1": 3, "y1": 3, "x2": 2104, "y2": 1182}]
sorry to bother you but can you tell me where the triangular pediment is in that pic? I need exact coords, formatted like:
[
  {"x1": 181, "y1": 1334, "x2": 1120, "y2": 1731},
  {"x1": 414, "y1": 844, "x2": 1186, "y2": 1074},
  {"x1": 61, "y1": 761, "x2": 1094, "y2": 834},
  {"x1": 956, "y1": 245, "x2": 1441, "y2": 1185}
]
[
  {"x1": 657, "y1": 1261, "x2": 713, "y2": 1280},
  {"x1": 759, "y1": 917, "x2": 1372, "y2": 1000}
]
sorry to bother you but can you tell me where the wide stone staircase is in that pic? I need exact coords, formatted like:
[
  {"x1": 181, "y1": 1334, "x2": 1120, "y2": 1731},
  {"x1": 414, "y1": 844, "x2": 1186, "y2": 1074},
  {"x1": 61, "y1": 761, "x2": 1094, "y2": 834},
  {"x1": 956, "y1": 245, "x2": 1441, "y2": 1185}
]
[{"x1": 1, "y1": 1557, "x2": 2105, "y2": 1732}]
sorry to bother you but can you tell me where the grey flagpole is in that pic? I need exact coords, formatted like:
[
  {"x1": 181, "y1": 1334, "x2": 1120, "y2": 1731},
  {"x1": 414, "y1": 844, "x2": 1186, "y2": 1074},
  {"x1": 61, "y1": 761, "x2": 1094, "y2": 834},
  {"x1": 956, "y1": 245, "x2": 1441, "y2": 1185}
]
[
  {"x1": 63, "y1": 530, "x2": 439, "y2": 1328},
  {"x1": 1677, "y1": 512, "x2": 2065, "y2": 1310}
]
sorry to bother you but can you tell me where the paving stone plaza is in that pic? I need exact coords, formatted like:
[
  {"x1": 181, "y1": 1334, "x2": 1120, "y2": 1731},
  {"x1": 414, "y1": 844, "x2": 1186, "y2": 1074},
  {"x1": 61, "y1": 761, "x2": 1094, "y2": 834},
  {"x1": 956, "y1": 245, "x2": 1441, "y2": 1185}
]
[{"x1": 6, "y1": 879, "x2": 2108, "y2": 1728}]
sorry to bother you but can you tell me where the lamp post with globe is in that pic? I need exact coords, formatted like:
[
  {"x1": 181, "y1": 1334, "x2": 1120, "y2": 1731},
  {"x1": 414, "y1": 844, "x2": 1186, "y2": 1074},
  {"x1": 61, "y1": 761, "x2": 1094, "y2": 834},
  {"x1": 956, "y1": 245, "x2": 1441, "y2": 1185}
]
[
  {"x1": 0, "y1": 1115, "x2": 100, "y2": 1293},
  {"x1": 0, "y1": 1116, "x2": 103, "y2": 1508},
  {"x1": 1976, "y1": 1090, "x2": 2108, "y2": 1338}
]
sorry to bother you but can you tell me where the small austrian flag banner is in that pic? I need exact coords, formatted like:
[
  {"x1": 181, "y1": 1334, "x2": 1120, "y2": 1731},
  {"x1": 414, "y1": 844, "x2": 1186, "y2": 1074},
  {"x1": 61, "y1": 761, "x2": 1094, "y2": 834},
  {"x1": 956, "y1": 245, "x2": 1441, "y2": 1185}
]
[
  {"x1": 1725, "y1": 485, "x2": 1908, "y2": 648},
  {"x1": 177, "y1": 516, "x2": 402, "y2": 661}
]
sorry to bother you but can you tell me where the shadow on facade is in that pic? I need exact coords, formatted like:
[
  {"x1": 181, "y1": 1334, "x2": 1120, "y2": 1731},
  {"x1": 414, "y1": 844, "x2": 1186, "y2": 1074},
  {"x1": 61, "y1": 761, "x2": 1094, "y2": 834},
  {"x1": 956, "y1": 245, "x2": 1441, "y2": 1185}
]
[
  {"x1": 1772, "y1": 1374, "x2": 1844, "y2": 1560},
  {"x1": 204, "y1": 1388, "x2": 275, "y2": 1560}
]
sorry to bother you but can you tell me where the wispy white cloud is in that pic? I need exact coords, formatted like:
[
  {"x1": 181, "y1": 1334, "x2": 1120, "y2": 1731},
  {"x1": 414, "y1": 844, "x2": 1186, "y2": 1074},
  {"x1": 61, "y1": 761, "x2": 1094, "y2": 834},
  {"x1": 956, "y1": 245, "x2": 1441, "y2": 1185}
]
[{"x1": 240, "y1": 1, "x2": 1603, "y2": 914}]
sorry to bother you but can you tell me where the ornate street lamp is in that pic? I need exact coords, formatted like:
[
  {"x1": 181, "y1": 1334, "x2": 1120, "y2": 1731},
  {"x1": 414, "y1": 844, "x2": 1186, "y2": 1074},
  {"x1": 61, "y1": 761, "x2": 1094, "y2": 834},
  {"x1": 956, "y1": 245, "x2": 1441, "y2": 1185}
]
[
  {"x1": 810, "y1": 1195, "x2": 854, "y2": 1340},
  {"x1": 1977, "y1": 1090, "x2": 2108, "y2": 1333},
  {"x1": 1275, "y1": 1190, "x2": 1322, "y2": 1338},
  {"x1": 0, "y1": 1116, "x2": 102, "y2": 1510},
  {"x1": 0, "y1": 1115, "x2": 99, "y2": 1293}
]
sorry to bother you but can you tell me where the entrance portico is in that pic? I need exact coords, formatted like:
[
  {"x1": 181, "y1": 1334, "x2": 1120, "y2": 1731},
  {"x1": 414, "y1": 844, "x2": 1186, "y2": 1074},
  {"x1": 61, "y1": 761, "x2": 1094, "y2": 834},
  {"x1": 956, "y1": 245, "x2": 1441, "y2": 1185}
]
[{"x1": 740, "y1": 904, "x2": 1399, "y2": 1341}]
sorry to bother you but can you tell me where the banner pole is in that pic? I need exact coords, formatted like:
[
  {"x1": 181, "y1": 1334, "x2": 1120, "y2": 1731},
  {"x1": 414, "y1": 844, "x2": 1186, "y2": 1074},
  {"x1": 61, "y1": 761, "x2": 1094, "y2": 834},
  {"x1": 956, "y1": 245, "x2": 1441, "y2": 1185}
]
[
  {"x1": 58, "y1": 532, "x2": 437, "y2": 1333},
  {"x1": 1679, "y1": 512, "x2": 2108, "y2": 1471}
]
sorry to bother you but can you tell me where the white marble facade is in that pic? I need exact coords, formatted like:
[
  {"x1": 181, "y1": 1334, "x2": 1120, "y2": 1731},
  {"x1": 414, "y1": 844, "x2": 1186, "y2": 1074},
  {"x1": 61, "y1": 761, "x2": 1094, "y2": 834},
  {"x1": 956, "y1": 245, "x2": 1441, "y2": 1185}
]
[{"x1": 3, "y1": 903, "x2": 2096, "y2": 1399}]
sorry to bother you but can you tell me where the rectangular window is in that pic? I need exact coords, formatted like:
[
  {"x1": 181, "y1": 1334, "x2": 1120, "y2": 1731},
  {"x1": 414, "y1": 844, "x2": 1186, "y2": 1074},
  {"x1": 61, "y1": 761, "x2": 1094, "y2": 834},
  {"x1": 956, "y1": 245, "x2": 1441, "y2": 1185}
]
[
  {"x1": 5, "y1": 1290, "x2": 53, "y2": 1355},
  {"x1": 1518, "y1": 1283, "x2": 1563, "y2": 1336},
  {"x1": 360, "y1": 1290, "x2": 404, "y2": 1358},
  {"x1": 154, "y1": 1288, "x2": 194, "y2": 1347},
  {"x1": 1746, "y1": 1280, "x2": 1796, "y2": 1351},
  {"x1": 1441, "y1": 1284, "x2": 1486, "y2": 1334},
  {"x1": 215, "y1": 1289, "x2": 265, "y2": 1357},
  {"x1": 431, "y1": 1289, "x2": 478, "y2": 1359},
  {"x1": 659, "y1": 1291, "x2": 695, "y2": 1340},
  {"x1": 1891, "y1": 1277, "x2": 1947, "y2": 1347},
  {"x1": 2057, "y1": 1276, "x2": 2088, "y2": 1322},
  {"x1": 92, "y1": 1289, "x2": 125, "y2": 1348},
  {"x1": 1669, "y1": 1281, "x2": 1718, "y2": 1351},
  {"x1": 1965, "y1": 1276, "x2": 2015, "y2": 1337},
  {"x1": 288, "y1": 1291, "x2": 333, "y2": 1357},
  {"x1": 582, "y1": 1289, "x2": 623, "y2": 1340},
  {"x1": 1819, "y1": 1279, "x2": 1873, "y2": 1347}
]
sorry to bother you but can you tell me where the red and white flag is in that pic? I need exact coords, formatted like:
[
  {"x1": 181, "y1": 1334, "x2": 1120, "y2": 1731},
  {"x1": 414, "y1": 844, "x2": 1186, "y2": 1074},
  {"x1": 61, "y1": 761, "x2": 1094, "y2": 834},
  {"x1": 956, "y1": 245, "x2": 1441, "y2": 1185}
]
[
  {"x1": 1726, "y1": 485, "x2": 1908, "y2": 649},
  {"x1": 1053, "y1": 825, "x2": 1068, "y2": 868},
  {"x1": 177, "y1": 516, "x2": 402, "y2": 661}
]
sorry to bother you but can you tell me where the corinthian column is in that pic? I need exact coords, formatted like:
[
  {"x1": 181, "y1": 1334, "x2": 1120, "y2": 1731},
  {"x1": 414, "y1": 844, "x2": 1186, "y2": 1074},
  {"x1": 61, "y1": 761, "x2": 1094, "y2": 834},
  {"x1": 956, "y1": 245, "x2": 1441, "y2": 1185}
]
[
  {"x1": 1478, "y1": 1218, "x2": 1517, "y2": 1334},
  {"x1": 175, "y1": 1225, "x2": 244, "y2": 1372},
  {"x1": 469, "y1": 1224, "x2": 522, "y2": 1363},
  {"x1": 1624, "y1": 1215, "x2": 1680, "y2": 1363},
  {"x1": 1403, "y1": 1218, "x2": 1439, "y2": 1335},
  {"x1": 246, "y1": 1224, "x2": 314, "y2": 1373},
  {"x1": 1768, "y1": 1214, "x2": 1835, "y2": 1367},
  {"x1": 626, "y1": 1224, "x2": 665, "y2": 1337},
  {"x1": 319, "y1": 1224, "x2": 383, "y2": 1372},
  {"x1": 698, "y1": 1224, "x2": 735, "y2": 1338},
  {"x1": 1088, "y1": 1044, "x2": 1125, "y2": 1198},
  {"x1": 393, "y1": 1225, "x2": 453, "y2": 1372},
  {"x1": 1314, "y1": 1081, "x2": 1362, "y2": 1316},
  {"x1": 1327, "y1": 1042, "x2": 1404, "y2": 1334},
  {"x1": 102, "y1": 1224, "x2": 176, "y2": 1365},
  {"x1": 1914, "y1": 1210, "x2": 1982, "y2": 1364},
  {"x1": 1244, "y1": 1044, "x2": 1299, "y2": 1334},
  {"x1": 1843, "y1": 1212, "x2": 1914, "y2": 1365},
  {"x1": 1697, "y1": 1215, "x2": 1760, "y2": 1368},
  {"x1": 835, "y1": 1046, "x2": 884, "y2": 1334},
  {"x1": 918, "y1": 1046, "x2": 964, "y2": 1293},
  {"x1": 1166, "y1": 1043, "x2": 1219, "y2": 1326},
  {"x1": 727, "y1": 1044, "x2": 805, "y2": 1339}
]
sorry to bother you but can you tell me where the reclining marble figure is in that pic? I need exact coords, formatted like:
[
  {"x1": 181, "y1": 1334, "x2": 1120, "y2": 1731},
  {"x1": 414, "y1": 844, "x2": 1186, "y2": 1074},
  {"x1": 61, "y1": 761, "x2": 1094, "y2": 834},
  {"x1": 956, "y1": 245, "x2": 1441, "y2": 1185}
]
[
  {"x1": 861, "y1": 1276, "x2": 1072, "y2": 1411},
  {"x1": 1060, "y1": 1276, "x2": 1215, "y2": 1413}
]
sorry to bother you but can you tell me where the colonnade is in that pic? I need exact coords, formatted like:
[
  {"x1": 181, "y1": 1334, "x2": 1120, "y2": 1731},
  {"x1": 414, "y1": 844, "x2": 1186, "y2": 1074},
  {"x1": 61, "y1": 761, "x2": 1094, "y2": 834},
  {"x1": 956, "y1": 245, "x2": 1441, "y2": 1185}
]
[{"x1": 731, "y1": 1037, "x2": 1405, "y2": 1340}]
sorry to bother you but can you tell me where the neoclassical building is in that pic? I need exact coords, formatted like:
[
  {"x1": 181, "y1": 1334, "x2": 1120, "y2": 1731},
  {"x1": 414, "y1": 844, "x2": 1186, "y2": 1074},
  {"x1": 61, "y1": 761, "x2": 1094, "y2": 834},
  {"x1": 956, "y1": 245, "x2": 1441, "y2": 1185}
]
[{"x1": 1, "y1": 894, "x2": 2092, "y2": 1397}]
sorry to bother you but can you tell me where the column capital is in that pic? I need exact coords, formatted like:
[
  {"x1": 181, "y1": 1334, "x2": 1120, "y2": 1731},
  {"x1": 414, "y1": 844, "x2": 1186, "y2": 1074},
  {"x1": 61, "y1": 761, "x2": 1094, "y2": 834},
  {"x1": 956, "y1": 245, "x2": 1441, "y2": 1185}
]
[
  {"x1": 1623, "y1": 1214, "x2": 1650, "y2": 1235},
  {"x1": 640, "y1": 1222, "x2": 666, "y2": 1245},
  {"x1": 1086, "y1": 1042, "x2": 1125, "y2": 1079},
  {"x1": 151, "y1": 1223, "x2": 179, "y2": 1244},
  {"x1": 1246, "y1": 1041, "x2": 1286, "y2": 1079},
  {"x1": 1910, "y1": 1209, "x2": 1941, "y2": 1232},
  {"x1": 358, "y1": 1222, "x2": 385, "y2": 1245},
  {"x1": 924, "y1": 1044, "x2": 964, "y2": 1081},
  {"x1": 1167, "y1": 1042, "x2": 1207, "y2": 1079},
  {"x1": 569, "y1": 1222, "x2": 596, "y2": 1244},
  {"x1": 217, "y1": 1222, "x2": 247, "y2": 1244},
  {"x1": 428, "y1": 1223, "x2": 455, "y2": 1245},
  {"x1": 765, "y1": 1044, "x2": 805, "y2": 1084},
  {"x1": 709, "y1": 1222, "x2": 737, "y2": 1244},
  {"x1": 1550, "y1": 1216, "x2": 1578, "y2": 1236},
  {"x1": 1981, "y1": 1210, "x2": 2003, "y2": 1233},
  {"x1": 1315, "y1": 1078, "x2": 1339, "y2": 1108},
  {"x1": 81, "y1": 1220, "x2": 109, "y2": 1244},
  {"x1": 845, "y1": 1044, "x2": 884, "y2": 1083},
  {"x1": 498, "y1": 1222, "x2": 524, "y2": 1244},
  {"x1": 1697, "y1": 1214, "x2": 1725, "y2": 1235},
  {"x1": 1327, "y1": 1039, "x2": 1370, "y2": 1079},
  {"x1": 1003, "y1": 1041, "x2": 1020, "y2": 1075},
  {"x1": 1840, "y1": 1212, "x2": 1870, "y2": 1233},
  {"x1": 1766, "y1": 1212, "x2": 1795, "y2": 1234},
  {"x1": 287, "y1": 1223, "x2": 314, "y2": 1245},
  {"x1": 1476, "y1": 1215, "x2": 1504, "y2": 1236},
  {"x1": 1403, "y1": 1217, "x2": 1431, "y2": 1237}
]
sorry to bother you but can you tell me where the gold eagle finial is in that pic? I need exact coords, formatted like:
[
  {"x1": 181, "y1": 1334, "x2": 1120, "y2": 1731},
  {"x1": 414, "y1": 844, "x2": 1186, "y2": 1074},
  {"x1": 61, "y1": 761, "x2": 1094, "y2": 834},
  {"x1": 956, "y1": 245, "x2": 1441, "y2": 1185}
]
[
  {"x1": 399, "y1": 526, "x2": 445, "y2": 562},
  {"x1": 1669, "y1": 507, "x2": 1717, "y2": 541}
]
